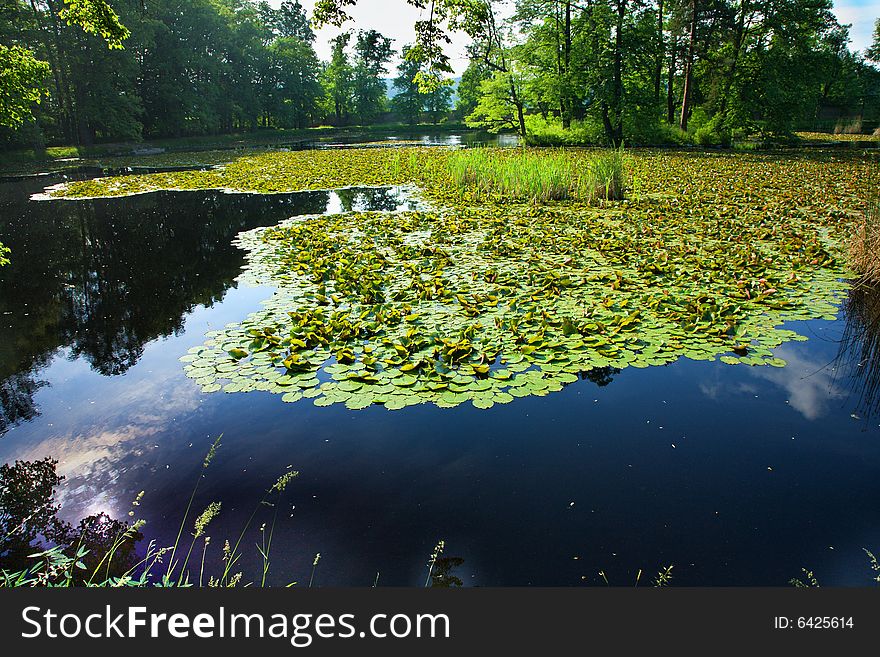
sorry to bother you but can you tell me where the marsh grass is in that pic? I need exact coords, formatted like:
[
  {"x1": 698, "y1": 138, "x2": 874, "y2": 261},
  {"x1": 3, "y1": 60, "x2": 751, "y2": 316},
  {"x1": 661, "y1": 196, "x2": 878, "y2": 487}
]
[
  {"x1": 850, "y1": 200, "x2": 880, "y2": 285},
  {"x1": 445, "y1": 147, "x2": 627, "y2": 203}
]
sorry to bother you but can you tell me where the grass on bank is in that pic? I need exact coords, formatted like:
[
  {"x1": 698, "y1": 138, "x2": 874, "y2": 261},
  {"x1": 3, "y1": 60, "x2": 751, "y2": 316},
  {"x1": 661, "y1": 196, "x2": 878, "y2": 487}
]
[{"x1": 444, "y1": 147, "x2": 627, "y2": 203}]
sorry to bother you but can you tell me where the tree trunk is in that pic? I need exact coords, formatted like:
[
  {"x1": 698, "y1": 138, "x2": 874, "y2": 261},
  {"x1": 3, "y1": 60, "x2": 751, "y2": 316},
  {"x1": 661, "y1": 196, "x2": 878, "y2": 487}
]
[
  {"x1": 679, "y1": 0, "x2": 698, "y2": 132},
  {"x1": 667, "y1": 35, "x2": 677, "y2": 124},
  {"x1": 654, "y1": 0, "x2": 664, "y2": 104},
  {"x1": 717, "y1": 1, "x2": 748, "y2": 119},
  {"x1": 562, "y1": 2, "x2": 571, "y2": 129},
  {"x1": 609, "y1": 0, "x2": 626, "y2": 146},
  {"x1": 510, "y1": 77, "x2": 526, "y2": 139}
]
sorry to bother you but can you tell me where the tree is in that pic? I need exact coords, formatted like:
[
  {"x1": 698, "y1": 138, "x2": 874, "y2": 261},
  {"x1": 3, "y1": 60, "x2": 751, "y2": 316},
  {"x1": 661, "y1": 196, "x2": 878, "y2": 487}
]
[
  {"x1": 352, "y1": 29, "x2": 393, "y2": 123},
  {"x1": 0, "y1": 0, "x2": 129, "y2": 133},
  {"x1": 466, "y1": 69, "x2": 527, "y2": 134},
  {"x1": 392, "y1": 46, "x2": 425, "y2": 124},
  {"x1": 424, "y1": 78, "x2": 453, "y2": 122},
  {"x1": 393, "y1": 44, "x2": 453, "y2": 124},
  {"x1": 463, "y1": 1, "x2": 527, "y2": 138},
  {"x1": 867, "y1": 18, "x2": 880, "y2": 62},
  {"x1": 0, "y1": 44, "x2": 50, "y2": 129},
  {"x1": 455, "y1": 57, "x2": 489, "y2": 120},
  {"x1": 258, "y1": 0, "x2": 314, "y2": 42},
  {"x1": 321, "y1": 32, "x2": 354, "y2": 124},
  {"x1": 266, "y1": 36, "x2": 322, "y2": 128},
  {"x1": 313, "y1": 0, "x2": 470, "y2": 92}
]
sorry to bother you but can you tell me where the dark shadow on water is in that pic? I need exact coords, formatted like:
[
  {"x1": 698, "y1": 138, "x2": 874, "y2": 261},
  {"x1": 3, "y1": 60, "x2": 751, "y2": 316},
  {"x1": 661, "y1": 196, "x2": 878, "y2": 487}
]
[{"x1": 0, "y1": 181, "x2": 413, "y2": 436}]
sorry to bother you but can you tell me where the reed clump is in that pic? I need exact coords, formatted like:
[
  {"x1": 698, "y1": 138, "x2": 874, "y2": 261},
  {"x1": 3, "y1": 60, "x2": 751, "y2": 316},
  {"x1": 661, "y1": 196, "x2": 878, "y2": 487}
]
[
  {"x1": 834, "y1": 117, "x2": 863, "y2": 135},
  {"x1": 445, "y1": 147, "x2": 627, "y2": 203},
  {"x1": 850, "y1": 200, "x2": 880, "y2": 285}
]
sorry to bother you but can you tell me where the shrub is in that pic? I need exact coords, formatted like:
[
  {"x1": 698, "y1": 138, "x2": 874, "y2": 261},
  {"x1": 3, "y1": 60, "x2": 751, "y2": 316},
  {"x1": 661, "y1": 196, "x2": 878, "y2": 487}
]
[
  {"x1": 525, "y1": 115, "x2": 690, "y2": 147},
  {"x1": 694, "y1": 115, "x2": 732, "y2": 148},
  {"x1": 524, "y1": 116, "x2": 605, "y2": 147}
]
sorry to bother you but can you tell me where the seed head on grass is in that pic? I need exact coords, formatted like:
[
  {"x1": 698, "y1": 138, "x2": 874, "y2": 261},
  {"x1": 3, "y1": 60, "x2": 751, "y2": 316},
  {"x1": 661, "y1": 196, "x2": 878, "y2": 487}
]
[
  {"x1": 203, "y1": 435, "x2": 222, "y2": 468},
  {"x1": 194, "y1": 502, "x2": 221, "y2": 538},
  {"x1": 424, "y1": 539, "x2": 445, "y2": 587},
  {"x1": 272, "y1": 470, "x2": 300, "y2": 493}
]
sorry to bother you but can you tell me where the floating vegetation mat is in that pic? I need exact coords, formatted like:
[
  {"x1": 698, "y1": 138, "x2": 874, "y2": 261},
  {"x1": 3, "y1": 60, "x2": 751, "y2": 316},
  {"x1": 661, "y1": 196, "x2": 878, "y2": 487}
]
[{"x1": 45, "y1": 147, "x2": 877, "y2": 409}]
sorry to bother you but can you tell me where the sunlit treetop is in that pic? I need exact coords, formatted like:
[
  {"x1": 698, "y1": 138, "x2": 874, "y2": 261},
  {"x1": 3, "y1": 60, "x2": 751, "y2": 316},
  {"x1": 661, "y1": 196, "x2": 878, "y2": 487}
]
[{"x1": 59, "y1": 0, "x2": 130, "y2": 50}]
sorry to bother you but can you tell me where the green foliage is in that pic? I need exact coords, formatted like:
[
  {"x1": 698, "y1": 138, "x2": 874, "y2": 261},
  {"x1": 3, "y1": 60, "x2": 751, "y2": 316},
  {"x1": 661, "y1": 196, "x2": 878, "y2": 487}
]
[
  {"x1": 525, "y1": 116, "x2": 689, "y2": 147},
  {"x1": 3, "y1": 0, "x2": 880, "y2": 148},
  {"x1": 258, "y1": 0, "x2": 315, "y2": 42},
  {"x1": 352, "y1": 30, "x2": 394, "y2": 123},
  {"x1": 266, "y1": 37, "x2": 323, "y2": 129},
  {"x1": 454, "y1": 58, "x2": 489, "y2": 120},
  {"x1": 466, "y1": 71, "x2": 524, "y2": 133},
  {"x1": 694, "y1": 114, "x2": 733, "y2": 148},
  {"x1": 59, "y1": 0, "x2": 130, "y2": 49},
  {"x1": 321, "y1": 32, "x2": 355, "y2": 125},
  {"x1": 392, "y1": 47, "x2": 424, "y2": 125},
  {"x1": 867, "y1": 18, "x2": 880, "y2": 63},
  {"x1": 392, "y1": 46, "x2": 454, "y2": 125},
  {"x1": 524, "y1": 116, "x2": 606, "y2": 146},
  {"x1": 0, "y1": 241, "x2": 8, "y2": 266},
  {"x1": 0, "y1": 44, "x2": 50, "y2": 129}
]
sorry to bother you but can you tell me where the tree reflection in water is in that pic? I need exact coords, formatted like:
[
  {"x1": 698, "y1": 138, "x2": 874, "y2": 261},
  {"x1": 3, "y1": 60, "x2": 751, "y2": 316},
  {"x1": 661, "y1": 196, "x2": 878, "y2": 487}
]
[
  {"x1": 836, "y1": 285, "x2": 880, "y2": 421},
  {"x1": 0, "y1": 181, "x2": 411, "y2": 436},
  {"x1": 0, "y1": 457, "x2": 142, "y2": 582}
]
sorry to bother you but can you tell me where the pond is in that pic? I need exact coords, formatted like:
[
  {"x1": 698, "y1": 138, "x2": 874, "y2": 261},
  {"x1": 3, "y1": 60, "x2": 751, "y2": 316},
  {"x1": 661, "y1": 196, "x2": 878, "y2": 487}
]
[{"x1": 0, "y1": 156, "x2": 879, "y2": 587}]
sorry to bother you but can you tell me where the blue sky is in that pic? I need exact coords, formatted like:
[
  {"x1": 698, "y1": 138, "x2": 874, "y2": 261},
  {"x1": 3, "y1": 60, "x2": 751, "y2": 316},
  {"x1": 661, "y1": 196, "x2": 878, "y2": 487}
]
[
  {"x1": 291, "y1": 0, "x2": 879, "y2": 73},
  {"x1": 834, "y1": 0, "x2": 878, "y2": 52}
]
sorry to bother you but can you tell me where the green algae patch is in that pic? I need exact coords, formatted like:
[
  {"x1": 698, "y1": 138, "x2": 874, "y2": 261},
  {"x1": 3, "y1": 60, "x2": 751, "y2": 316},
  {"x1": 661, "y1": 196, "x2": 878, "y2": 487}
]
[{"x1": 48, "y1": 146, "x2": 876, "y2": 409}]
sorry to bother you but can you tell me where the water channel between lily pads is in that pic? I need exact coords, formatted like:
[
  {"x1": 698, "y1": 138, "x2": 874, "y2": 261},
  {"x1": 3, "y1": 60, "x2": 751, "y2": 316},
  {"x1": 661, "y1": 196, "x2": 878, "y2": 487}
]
[{"x1": 1, "y1": 167, "x2": 878, "y2": 586}]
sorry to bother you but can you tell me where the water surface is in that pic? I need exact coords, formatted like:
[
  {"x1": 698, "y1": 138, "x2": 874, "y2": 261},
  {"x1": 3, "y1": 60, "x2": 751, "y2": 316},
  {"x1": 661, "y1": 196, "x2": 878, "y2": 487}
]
[{"x1": 1, "y1": 172, "x2": 878, "y2": 586}]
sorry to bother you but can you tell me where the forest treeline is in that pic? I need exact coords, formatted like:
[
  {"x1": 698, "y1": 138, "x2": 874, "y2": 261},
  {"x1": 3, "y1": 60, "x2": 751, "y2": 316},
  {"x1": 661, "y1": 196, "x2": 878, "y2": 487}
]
[
  {"x1": 0, "y1": 0, "x2": 453, "y2": 148},
  {"x1": 1, "y1": 0, "x2": 879, "y2": 149}
]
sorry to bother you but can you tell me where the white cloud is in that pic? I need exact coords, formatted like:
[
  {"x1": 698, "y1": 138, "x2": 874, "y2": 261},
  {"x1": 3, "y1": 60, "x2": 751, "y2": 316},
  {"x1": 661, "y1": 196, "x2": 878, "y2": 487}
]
[
  {"x1": 833, "y1": 0, "x2": 879, "y2": 53},
  {"x1": 747, "y1": 345, "x2": 846, "y2": 421}
]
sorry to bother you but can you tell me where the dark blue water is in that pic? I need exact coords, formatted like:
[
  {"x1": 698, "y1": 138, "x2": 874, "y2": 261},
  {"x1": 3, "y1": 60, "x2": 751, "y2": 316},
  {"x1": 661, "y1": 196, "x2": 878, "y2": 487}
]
[{"x1": 1, "y1": 173, "x2": 878, "y2": 586}]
